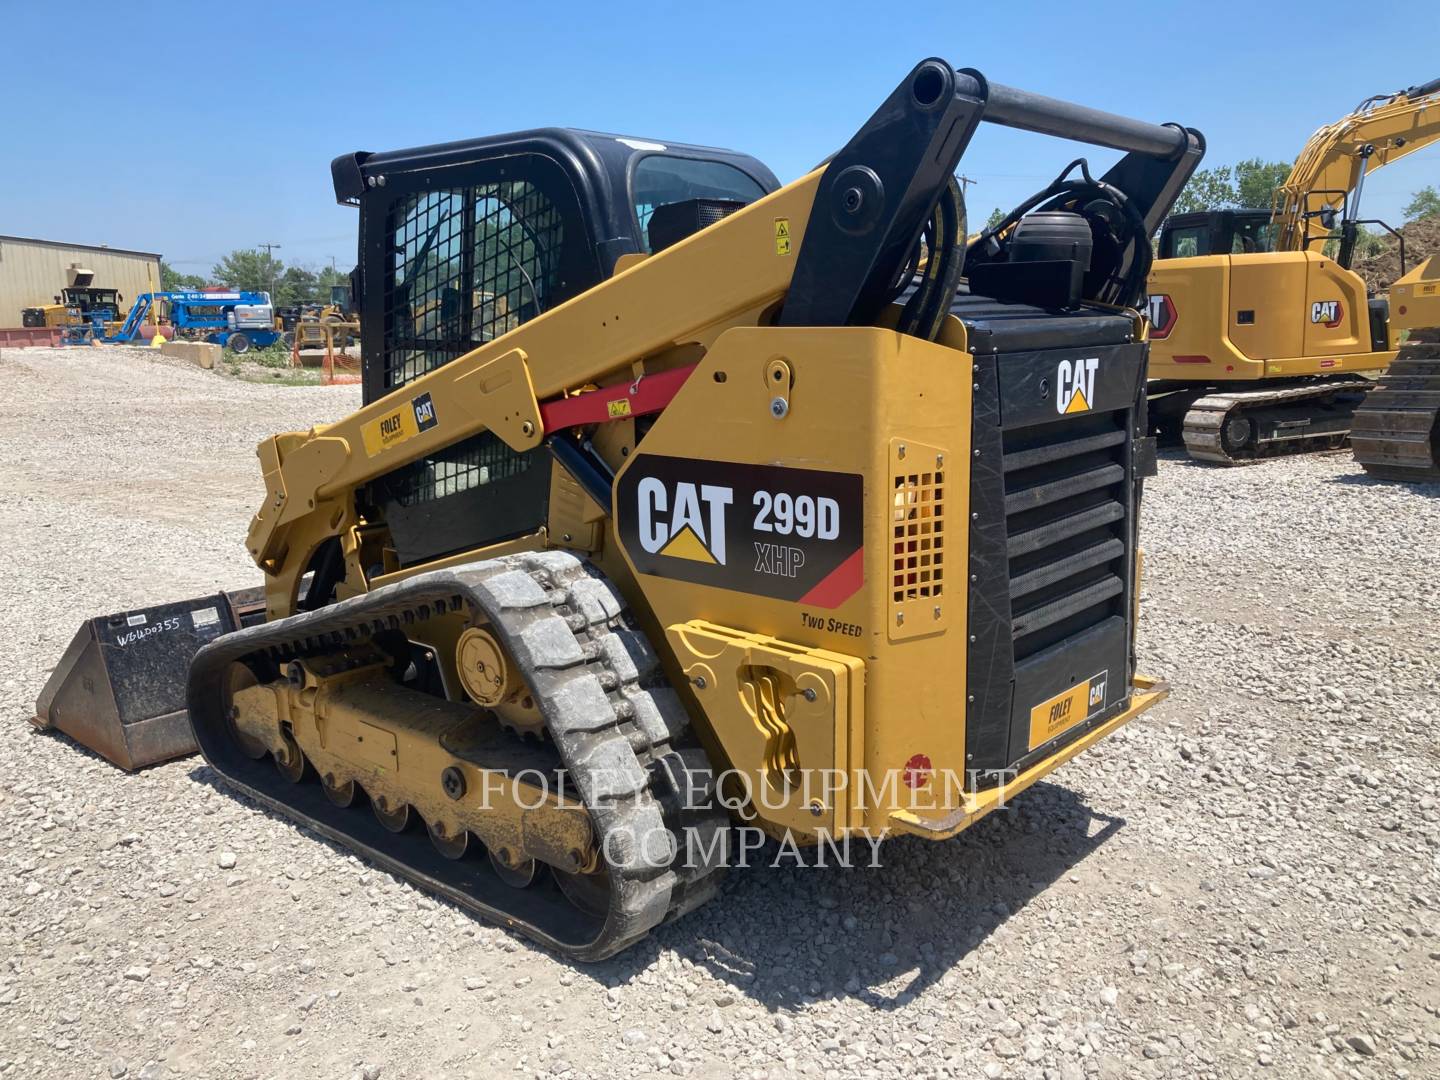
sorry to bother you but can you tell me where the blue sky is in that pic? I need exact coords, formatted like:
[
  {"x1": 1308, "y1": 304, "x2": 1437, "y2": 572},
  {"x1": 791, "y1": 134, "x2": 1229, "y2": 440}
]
[{"x1": 2, "y1": 1, "x2": 1435, "y2": 274}]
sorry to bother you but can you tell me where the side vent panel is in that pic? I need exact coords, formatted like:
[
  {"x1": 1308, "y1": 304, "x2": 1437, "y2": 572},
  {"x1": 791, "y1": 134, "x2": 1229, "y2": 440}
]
[{"x1": 888, "y1": 438, "x2": 951, "y2": 641}]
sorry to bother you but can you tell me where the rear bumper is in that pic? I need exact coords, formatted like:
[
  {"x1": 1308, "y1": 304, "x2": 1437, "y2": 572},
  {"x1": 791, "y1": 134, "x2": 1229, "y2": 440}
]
[{"x1": 887, "y1": 674, "x2": 1167, "y2": 840}]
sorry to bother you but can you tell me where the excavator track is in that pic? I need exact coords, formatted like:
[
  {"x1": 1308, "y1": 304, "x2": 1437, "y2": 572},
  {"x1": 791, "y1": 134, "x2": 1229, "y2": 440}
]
[
  {"x1": 1181, "y1": 377, "x2": 1373, "y2": 464},
  {"x1": 187, "y1": 550, "x2": 728, "y2": 961},
  {"x1": 1351, "y1": 329, "x2": 1440, "y2": 481}
]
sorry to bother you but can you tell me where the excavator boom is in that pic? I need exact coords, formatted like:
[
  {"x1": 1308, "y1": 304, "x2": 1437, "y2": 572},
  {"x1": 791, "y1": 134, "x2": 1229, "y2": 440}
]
[{"x1": 1275, "y1": 76, "x2": 1440, "y2": 252}]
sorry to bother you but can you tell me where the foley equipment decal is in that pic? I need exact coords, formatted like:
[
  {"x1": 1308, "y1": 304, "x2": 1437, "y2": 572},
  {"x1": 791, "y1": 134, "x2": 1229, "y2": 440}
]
[
  {"x1": 361, "y1": 392, "x2": 439, "y2": 457},
  {"x1": 617, "y1": 455, "x2": 863, "y2": 607},
  {"x1": 1028, "y1": 670, "x2": 1109, "y2": 750}
]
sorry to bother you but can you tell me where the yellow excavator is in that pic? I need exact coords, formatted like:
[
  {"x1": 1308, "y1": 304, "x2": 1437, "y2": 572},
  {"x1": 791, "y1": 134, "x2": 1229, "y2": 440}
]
[
  {"x1": 1146, "y1": 75, "x2": 1440, "y2": 465},
  {"x1": 34, "y1": 60, "x2": 1203, "y2": 959}
]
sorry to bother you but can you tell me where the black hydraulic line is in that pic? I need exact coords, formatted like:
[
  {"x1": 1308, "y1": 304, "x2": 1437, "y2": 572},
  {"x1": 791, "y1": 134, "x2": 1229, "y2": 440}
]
[{"x1": 898, "y1": 177, "x2": 967, "y2": 340}]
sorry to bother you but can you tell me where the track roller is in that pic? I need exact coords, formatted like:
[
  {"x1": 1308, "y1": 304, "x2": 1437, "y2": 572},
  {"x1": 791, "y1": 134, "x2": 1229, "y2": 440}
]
[{"x1": 427, "y1": 820, "x2": 469, "y2": 860}]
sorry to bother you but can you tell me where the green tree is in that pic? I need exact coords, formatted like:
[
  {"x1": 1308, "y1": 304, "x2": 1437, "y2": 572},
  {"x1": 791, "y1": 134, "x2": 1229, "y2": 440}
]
[
  {"x1": 212, "y1": 249, "x2": 286, "y2": 299},
  {"x1": 160, "y1": 261, "x2": 207, "y2": 291},
  {"x1": 1233, "y1": 159, "x2": 1292, "y2": 211},
  {"x1": 984, "y1": 207, "x2": 1005, "y2": 230},
  {"x1": 1171, "y1": 165, "x2": 1235, "y2": 214},
  {"x1": 1170, "y1": 160, "x2": 1291, "y2": 215},
  {"x1": 1403, "y1": 186, "x2": 1440, "y2": 220},
  {"x1": 316, "y1": 264, "x2": 348, "y2": 290},
  {"x1": 275, "y1": 265, "x2": 318, "y2": 308}
]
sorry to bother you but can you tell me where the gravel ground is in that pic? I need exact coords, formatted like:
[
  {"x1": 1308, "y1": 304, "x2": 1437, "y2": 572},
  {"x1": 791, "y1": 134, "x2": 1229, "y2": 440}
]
[{"x1": 1, "y1": 344, "x2": 1438, "y2": 1080}]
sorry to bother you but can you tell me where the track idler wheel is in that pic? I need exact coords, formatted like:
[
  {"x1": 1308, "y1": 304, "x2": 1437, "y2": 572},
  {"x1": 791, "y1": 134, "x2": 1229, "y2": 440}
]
[
  {"x1": 1221, "y1": 414, "x2": 1254, "y2": 456},
  {"x1": 225, "y1": 663, "x2": 268, "y2": 760}
]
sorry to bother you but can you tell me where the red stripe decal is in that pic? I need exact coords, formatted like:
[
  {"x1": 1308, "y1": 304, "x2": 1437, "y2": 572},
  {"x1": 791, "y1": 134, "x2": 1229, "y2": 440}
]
[
  {"x1": 540, "y1": 364, "x2": 698, "y2": 433},
  {"x1": 798, "y1": 547, "x2": 864, "y2": 609}
]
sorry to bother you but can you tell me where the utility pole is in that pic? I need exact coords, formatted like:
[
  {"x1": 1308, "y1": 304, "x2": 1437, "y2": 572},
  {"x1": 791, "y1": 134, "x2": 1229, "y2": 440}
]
[{"x1": 259, "y1": 242, "x2": 282, "y2": 301}]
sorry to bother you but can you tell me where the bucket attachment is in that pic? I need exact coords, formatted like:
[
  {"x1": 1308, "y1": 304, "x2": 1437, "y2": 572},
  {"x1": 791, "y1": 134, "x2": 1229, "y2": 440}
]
[{"x1": 33, "y1": 589, "x2": 265, "y2": 770}]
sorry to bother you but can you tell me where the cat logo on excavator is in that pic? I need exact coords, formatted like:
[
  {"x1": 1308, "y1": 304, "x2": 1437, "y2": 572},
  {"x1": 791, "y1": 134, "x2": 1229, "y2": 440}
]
[
  {"x1": 1148, "y1": 293, "x2": 1177, "y2": 339},
  {"x1": 1310, "y1": 299, "x2": 1343, "y2": 328}
]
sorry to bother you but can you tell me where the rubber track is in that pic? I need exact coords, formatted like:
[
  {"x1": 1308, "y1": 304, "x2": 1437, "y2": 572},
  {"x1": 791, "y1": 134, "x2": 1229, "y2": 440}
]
[
  {"x1": 1351, "y1": 329, "x2": 1440, "y2": 481},
  {"x1": 1181, "y1": 378, "x2": 1373, "y2": 464},
  {"x1": 187, "y1": 551, "x2": 728, "y2": 961}
]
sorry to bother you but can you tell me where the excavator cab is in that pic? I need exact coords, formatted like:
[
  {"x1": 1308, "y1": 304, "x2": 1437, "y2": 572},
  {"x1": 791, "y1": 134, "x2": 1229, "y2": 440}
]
[{"x1": 1158, "y1": 210, "x2": 1277, "y2": 257}]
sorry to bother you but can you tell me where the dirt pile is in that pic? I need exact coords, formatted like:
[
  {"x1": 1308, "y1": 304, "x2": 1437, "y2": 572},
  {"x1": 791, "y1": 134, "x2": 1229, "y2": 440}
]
[{"x1": 1354, "y1": 213, "x2": 1440, "y2": 291}]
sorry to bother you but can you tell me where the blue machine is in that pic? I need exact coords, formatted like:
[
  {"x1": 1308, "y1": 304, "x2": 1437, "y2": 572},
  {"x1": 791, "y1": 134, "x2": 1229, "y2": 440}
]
[
  {"x1": 60, "y1": 311, "x2": 110, "y2": 346},
  {"x1": 107, "y1": 290, "x2": 282, "y2": 353}
]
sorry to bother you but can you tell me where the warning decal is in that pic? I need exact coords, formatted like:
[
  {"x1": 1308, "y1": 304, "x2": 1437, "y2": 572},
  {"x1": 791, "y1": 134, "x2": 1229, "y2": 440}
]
[{"x1": 774, "y1": 218, "x2": 792, "y2": 256}]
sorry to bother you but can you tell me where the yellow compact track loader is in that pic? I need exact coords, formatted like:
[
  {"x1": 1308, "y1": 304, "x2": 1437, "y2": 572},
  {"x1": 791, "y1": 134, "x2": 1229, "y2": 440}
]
[
  {"x1": 1146, "y1": 75, "x2": 1440, "y2": 465},
  {"x1": 38, "y1": 60, "x2": 1202, "y2": 959}
]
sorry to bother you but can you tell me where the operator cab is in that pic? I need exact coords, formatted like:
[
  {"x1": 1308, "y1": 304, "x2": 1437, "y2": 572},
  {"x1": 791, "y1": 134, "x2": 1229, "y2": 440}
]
[
  {"x1": 331, "y1": 128, "x2": 779, "y2": 567},
  {"x1": 332, "y1": 128, "x2": 779, "y2": 406},
  {"x1": 61, "y1": 287, "x2": 124, "y2": 321},
  {"x1": 1158, "y1": 209, "x2": 1277, "y2": 258}
]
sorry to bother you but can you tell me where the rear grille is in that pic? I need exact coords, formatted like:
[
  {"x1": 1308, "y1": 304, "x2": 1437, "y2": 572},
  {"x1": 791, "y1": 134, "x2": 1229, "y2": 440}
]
[
  {"x1": 888, "y1": 440, "x2": 951, "y2": 640},
  {"x1": 1002, "y1": 412, "x2": 1129, "y2": 661},
  {"x1": 891, "y1": 470, "x2": 945, "y2": 603}
]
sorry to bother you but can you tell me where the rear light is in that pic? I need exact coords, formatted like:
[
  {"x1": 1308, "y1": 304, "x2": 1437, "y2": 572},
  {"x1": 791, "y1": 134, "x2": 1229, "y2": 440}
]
[{"x1": 1174, "y1": 355, "x2": 1211, "y2": 364}]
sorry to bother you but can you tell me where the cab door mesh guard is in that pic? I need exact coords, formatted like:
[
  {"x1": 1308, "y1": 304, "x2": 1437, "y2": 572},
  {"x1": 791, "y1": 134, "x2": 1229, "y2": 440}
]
[{"x1": 382, "y1": 182, "x2": 565, "y2": 395}]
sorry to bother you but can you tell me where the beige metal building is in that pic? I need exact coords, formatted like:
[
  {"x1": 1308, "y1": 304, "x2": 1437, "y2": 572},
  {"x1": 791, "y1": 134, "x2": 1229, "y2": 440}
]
[{"x1": 0, "y1": 235, "x2": 162, "y2": 325}]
